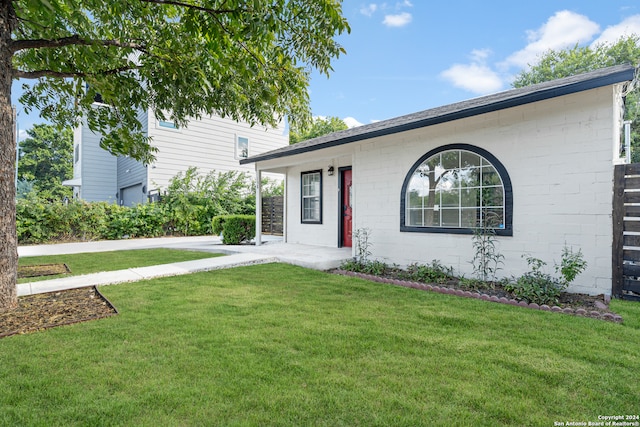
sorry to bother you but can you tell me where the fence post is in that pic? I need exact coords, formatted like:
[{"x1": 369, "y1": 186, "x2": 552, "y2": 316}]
[{"x1": 612, "y1": 164, "x2": 625, "y2": 298}]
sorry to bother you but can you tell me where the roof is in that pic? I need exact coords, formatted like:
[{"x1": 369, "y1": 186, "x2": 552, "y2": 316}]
[{"x1": 241, "y1": 64, "x2": 637, "y2": 165}]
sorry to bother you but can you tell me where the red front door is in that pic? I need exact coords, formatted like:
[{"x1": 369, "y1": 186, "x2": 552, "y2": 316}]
[{"x1": 342, "y1": 169, "x2": 353, "y2": 247}]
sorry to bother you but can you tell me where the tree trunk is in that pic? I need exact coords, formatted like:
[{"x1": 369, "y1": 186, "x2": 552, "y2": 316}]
[{"x1": 0, "y1": 0, "x2": 17, "y2": 310}]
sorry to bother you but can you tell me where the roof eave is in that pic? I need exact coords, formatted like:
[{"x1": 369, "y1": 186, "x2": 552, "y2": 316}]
[{"x1": 241, "y1": 65, "x2": 636, "y2": 165}]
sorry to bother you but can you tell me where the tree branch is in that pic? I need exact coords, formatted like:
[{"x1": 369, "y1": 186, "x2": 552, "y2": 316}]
[
  {"x1": 11, "y1": 35, "x2": 145, "y2": 53},
  {"x1": 13, "y1": 65, "x2": 139, "y2": 80},
  {"x1": 138, "y1": 0, "x2": 242, "y2": 15}
]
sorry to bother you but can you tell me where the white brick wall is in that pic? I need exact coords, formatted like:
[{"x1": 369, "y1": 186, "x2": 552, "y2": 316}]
[{"x1": 276, "y1": 85, "x2": 621, "y2": 295}]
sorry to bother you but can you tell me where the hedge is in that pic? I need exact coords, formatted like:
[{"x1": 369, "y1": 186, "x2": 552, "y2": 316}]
[{"x1": 212, "y1": 215, "x2": 256, "y2": 245}]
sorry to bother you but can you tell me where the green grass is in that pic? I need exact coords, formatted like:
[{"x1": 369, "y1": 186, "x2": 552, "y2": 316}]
[
  {"x1": 18, "y1": 249, "x2": 224, "y2": 282},
  {"x1": 1, "y1": 263, "x2": 639, "y2": 426}
]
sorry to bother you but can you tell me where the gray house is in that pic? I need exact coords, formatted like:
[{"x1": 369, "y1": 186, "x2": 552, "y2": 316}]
[
  {"x1": 65, "y1": 109, "x2": 288, "y2": 206},
  {"x1": 242, "y1": 65, "x2": 638, "y2": 297}
]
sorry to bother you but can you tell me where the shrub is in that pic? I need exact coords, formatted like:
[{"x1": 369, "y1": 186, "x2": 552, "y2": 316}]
[
  {"x1": 400, "y1": 261, "x2": 454, "y2": 284},
  {"x1": 556, "y1": 246, "x2": 588, "y2": 287},
  {"x1": 162, "y1": 167, "x2": 254, "y2": 235},
  {"x1": 213, "y1": 215, "x2": 256, "y2": 245},
  {"x1": 505, "y1": 256, "x2": 563, "y2": 305},
  {"x1": 505, "y1": 248, "x2": 588, "y2": 305},
  {"x1": 211, "y1": 215, "x2": 228, "y2": 235}
]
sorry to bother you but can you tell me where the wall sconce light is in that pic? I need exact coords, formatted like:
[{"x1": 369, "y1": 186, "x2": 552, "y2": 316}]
[{"x1": 327, "y1": 166, "x2": 335, "y2": 176}]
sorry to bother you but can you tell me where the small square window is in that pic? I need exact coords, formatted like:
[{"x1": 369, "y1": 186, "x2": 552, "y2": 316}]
[{"x1": 236, "y1": 136, "x2": 249, "y2": 159}]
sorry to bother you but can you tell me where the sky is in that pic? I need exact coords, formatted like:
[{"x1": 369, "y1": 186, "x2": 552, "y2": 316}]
[
  {"x1": 308, "y1": 0, "x2": 640, "y2": 128},
  {"x1": 11, "y1": 0, "x2": 640, "y2": 137}
]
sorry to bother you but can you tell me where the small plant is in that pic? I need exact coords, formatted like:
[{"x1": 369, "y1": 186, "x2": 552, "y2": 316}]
[
  {"x1": 401, "y1": 260, "x2": 454, "y2": 284},
  {"x1": 458, "y1": 277, "x2": 489, "y2": 291},
  {"x1": 353, "y1": 228, "x2": 372, "y2": 265},
  {"x1": 362, "y1": 260, "x2": 392, "y2": 276},
  {"x1": 505, "y1": 256, "x2": 562, "y2": 305},
  {"x1": 505, "y1": 247, "x2": 588, "y2": 305},
  {"x1": 470, "y1": 212, "x2": 504, "y2": 282},
  {"x1": 555, "y1": 246, "x2": 588, "y2": 287}
]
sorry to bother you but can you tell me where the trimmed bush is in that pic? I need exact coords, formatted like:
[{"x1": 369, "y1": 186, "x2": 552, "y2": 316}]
[
  {"x1": 213, "y1": 215, "x2": 256, "y2": 245},
  {"x1": 211, "y1": 215, "x2": 229, "y2": 235}
]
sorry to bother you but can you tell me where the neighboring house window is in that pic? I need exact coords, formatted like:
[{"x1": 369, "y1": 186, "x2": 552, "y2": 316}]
[
  {"x1": 301, "y1": 170, "x2": 322, "y2": 223},
  {"x1": 401, "y1": 144, "x2": 512, "y2": 235},
  {"x1": 74, "y1": 144, "x2": 79, "y2": 163},
  {"x1": 158, "y1": 120, "x2": 177, "y2": 129},
  {"x1": 236, "y1": 136, "x2": 249, "y2": 159}
]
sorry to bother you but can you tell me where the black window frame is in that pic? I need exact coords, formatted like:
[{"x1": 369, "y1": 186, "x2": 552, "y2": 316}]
[
  {"x1": 301, "y1": 170, "x2": 323, "y2": 224},
  {"x1": 400, "y1": 144, "x2": 513, "y2": 236}
]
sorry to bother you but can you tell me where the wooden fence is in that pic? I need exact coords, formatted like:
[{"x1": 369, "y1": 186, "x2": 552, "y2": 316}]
[
  {"x1": 612, "y1": 163, "x2": 640, "y2": 300},
  {"x1": 261, "y1": 196, "x2": 283, "y2": 236}
]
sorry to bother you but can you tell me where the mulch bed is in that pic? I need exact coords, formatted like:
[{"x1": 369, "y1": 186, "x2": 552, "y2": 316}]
[{"x1": 0, "y1": 287, "x2": 118, "y2": 339}]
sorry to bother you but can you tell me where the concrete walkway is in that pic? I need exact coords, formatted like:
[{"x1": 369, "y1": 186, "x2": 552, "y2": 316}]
[{"x1": 17, "y1": 236, "x2": 353, "y2": 297}]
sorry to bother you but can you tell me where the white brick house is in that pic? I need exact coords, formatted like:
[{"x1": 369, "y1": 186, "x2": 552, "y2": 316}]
[
  {"x1": 242, "y1": 65, "x2": 638, "y2": 296},
  {"x1": 65, "y1": 109, "x2": 288, "y2": 205}
]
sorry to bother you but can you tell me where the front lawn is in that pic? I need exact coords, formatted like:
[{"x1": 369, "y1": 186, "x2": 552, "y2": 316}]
[
  {"x1": 18, "y1": 248, "x2": 224, "y2": 282},
  {"x1": 1, "y1": 263, "x2": 638, "y2": 426}
]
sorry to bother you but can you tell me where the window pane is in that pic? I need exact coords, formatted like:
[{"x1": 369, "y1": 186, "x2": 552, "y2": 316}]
[
  {"x1": 461, "y1": 151, "x2": 481, "y2": 168},
  {"x1": 407, "y1": 190, "x2": 424, "y2": 209},
  {"x1": 408, "y1": 171, "x2": 432, "y2": 198},
  {"x1": 483, "y1": 209, "x2": 505, "y2": 228},
  {"x1": 482, "y1": 187, "x2": 504, "y2": 207},
  {"x1": 460, "y1": 167, "x2": 480, "y2": 188},
  {"x1": 407, "y1": 208, "x2": 424, "y2": 226},
  {"x1": 461, "y1": 208, "x2": 480, "y2": 227},
  {"x1": 424, "y1": 209, "x2": 440, "y2": 226},
  {"x1": 441, "y1": 209, "x2": 460, "y2": 227},
  {"x1": 482, "y1": 166, "x2": 501, "y2": 186},
  {"x1": 437, "y1": 170, "x2": 459, "y2": 191},
  {"x1": 441, "y1": 150, "x2": 459, "y2": 169},
  {"x1": 440, "y1": 188, "x2": 459, "y2": 207},
  {"x1": 461, "y1": 187, "x2": 480, "y2": 207}
]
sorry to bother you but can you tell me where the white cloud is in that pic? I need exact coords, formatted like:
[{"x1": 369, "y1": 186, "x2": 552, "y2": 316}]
[
  {"x1": 470, "y1": 48, "x2": 492, "y2": 62},
  {"x1": 383, "y1": 12, "x2": 412, "y2": 27},
  {"x1": 343, "y1": 117, "x2": 364, "y2": 128},
  {"x1": 441, "y1": 11, "x2": 639, "y2": 96},
  {"x1": 360, "y1": 4, "x2": 377, "y2": 17},
  {"x1": 18, "y1": 129, "x2": 27, "y2": 142},
  {"x1": 440, "y1": 63, "x2": 504, "y2": 95},
  {"x1": 441, "y1": 49, "x2": 503, "y2": 95},
  {"x1": 591, "y1": 14, "x2": 640, "y2": 46},
  {"x1": 503, "y1": 10, "x2": 600, "y2": 68}
]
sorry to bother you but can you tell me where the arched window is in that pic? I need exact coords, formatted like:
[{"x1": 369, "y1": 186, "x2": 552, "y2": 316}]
[{"x1": 400, "y1": 144, "x2": 512, "y2": 235}]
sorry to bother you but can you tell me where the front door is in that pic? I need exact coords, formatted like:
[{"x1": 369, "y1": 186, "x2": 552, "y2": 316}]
[{"x1": 341, "y1": 168, "x2": 353, "y2": 247}]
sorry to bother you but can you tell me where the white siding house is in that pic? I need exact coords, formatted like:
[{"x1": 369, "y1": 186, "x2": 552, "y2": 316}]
[
  {"x1": 66, "y1": 109, "x2": 288, "y2": 205},
  {"x1": 242, "y1": 65, "x2": 638, "y2": 297}
]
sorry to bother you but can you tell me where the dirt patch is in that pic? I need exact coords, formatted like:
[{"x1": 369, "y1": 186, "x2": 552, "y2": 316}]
[
  {"x1": 0, "y1": 287, "x2": 118, "y2": 339},
  {"x1": 18, "y1": 263, "x2": 71, "y2": 278}
]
